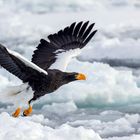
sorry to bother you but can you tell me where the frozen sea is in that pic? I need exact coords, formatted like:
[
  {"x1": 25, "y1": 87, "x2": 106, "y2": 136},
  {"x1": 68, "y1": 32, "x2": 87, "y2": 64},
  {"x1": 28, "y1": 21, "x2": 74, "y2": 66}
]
[{"x1": 0, "y1": 0, "x2": 140, "y2": 140}]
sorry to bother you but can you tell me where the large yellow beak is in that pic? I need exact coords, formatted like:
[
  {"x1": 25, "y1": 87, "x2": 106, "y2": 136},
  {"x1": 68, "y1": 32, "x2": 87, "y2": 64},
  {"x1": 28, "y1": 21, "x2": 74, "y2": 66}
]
[{"x1": 75, "y1": 73, "x2": 86, "y2": 80}]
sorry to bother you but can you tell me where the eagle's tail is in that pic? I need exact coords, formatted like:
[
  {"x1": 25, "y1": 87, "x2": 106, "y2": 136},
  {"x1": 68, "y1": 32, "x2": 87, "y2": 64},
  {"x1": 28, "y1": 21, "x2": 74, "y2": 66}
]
[
  {"x1": 0, "y1": 86, "x2": 22, "y2": 98},
  {"x1": 0, "y1": 83, "x2": 33, "y2": 107},
  {"x1": 0, "y1": 84, "x2": 25, "y2": 102}
]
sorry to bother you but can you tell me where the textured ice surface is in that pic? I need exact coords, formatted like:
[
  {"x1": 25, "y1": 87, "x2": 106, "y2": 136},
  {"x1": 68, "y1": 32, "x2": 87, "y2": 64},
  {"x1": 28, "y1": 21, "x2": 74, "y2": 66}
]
[
  {"x1": 0, "y1": 112, "x2": 102, "y2": 140},
  {"x1": 0, "y1": 0, "x2": 140, "y2": 140}
]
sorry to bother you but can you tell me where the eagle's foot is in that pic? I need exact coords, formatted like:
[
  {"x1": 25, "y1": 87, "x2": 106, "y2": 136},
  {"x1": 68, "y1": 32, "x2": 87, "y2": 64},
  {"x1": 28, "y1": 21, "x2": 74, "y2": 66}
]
[
  {"x1": 23, "y1": 105, "x2": 32, "y2": 116},
  {"x1": 12, "y1": 107, "x2": 21, "y2": 117}
]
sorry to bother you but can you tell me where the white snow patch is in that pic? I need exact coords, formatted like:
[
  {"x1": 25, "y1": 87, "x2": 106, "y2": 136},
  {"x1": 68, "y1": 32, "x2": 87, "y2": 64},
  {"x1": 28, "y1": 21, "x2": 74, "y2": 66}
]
[
  {"x1": 0, "y1": 112, "x2": 102, "y2": 140},
  {"x1": 42, "y1": 101, "x2": 77, "y2": 115},
  {"x1": 69, "y1": 113, "x2": 140, "y2": 138}
]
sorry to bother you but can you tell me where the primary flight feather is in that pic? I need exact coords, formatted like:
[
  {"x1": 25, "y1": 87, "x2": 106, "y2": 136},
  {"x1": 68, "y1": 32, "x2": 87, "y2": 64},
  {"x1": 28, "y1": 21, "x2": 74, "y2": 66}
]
[{"x1": 0, "y1": 21, "x2": 97, "y2": 117}]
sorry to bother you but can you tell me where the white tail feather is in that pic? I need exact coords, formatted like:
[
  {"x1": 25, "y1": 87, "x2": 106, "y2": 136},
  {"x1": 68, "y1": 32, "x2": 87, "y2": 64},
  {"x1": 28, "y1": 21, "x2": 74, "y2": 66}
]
[{"x1": 0, "y1": 83, "x2": 33, "y2": 107}]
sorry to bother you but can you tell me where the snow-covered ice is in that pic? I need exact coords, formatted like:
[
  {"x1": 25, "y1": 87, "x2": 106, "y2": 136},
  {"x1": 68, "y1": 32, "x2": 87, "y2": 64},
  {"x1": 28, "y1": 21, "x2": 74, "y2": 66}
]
[
  {"x1": 0, "y1": 0, "x2": 140, "y2": 140},
  {"x1": 0, "y1": 112, "x2": 102, "y2": 140}
]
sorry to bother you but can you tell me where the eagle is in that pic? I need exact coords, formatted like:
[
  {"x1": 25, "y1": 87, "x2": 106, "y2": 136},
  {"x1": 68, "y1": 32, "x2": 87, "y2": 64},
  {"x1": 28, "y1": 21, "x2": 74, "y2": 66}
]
[{"x1": 0, "y1": 21, "x2": 97, "y2": 117}]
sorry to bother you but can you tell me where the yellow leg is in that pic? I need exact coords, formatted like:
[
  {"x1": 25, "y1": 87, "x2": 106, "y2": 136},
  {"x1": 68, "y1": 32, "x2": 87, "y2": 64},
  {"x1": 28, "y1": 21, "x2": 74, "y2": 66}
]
[
  {"x1": 23, "y1": 104, "x2": 32, "y2": 116},
  {"x1": 12, "y1": 107, "x2": 21, "y2": 117}
]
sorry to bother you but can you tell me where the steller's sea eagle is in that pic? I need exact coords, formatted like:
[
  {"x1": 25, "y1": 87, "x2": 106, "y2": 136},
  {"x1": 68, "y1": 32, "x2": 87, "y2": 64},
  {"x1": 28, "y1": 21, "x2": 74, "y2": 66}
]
[{"x1": 0, "y1": 21, "x2": 97, "y2": 117}]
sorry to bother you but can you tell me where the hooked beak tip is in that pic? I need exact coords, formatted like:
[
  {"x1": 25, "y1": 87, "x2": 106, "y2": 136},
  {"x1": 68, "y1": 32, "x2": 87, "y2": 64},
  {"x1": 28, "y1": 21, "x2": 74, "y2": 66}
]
[{"x1": 76, "y1": 73, "x2": 86, "y2": 80}]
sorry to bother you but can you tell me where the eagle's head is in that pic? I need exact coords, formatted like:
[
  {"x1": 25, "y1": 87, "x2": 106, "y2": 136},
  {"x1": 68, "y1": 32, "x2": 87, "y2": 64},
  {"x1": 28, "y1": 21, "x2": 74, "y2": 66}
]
[
  {"x1": 47, "y1": 69, "x2": 86, "y2": 88},
  {"x1": 59, "y1": 72, "x2": 86, "y2": 88},
  {"x1": 63, "y1": 72, "x2": 86, "y2": 82}
]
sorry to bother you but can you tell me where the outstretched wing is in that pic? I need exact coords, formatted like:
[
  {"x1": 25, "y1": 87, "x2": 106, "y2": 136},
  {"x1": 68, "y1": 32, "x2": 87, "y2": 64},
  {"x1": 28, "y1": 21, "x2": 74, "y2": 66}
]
[
  {"x1": 0, "y1": 44, "x2": 47, "y2": 83},
  {"x1": 32, "y1": 21, "x2": 97, "y2": 71}
]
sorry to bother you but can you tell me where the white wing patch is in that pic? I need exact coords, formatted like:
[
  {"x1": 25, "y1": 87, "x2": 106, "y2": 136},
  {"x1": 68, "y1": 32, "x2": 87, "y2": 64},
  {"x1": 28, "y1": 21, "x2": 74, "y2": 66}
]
[
  {"x1": 49, "y1": 48, "x2": 81, "y2": 71},
  {"x1": 8, "y1": 49, "x2": 48, "y2": 75}
]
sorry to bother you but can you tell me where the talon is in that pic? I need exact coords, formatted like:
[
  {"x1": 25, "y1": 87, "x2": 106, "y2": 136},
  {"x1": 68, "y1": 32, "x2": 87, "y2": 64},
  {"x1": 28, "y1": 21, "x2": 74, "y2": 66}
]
[
  {"x1": 12, "y1": 107, "x2": 21, "y2": 117},
  {"x1": 23, "y1": 105, "x2": 32, "y2": 116}
]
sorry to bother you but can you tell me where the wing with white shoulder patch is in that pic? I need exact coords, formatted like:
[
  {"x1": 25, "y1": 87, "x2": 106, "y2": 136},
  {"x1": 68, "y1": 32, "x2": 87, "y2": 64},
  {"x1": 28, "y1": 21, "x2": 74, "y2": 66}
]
[
  {"x1": 8, "y1": 49, "x2": 48, "y2": 75},
  {"x1": 32, "y1": 21, "x2": 97, "y2": 72},
  {"x1": 49, "y1": 48, "x2": 81, "y2": 71}
]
